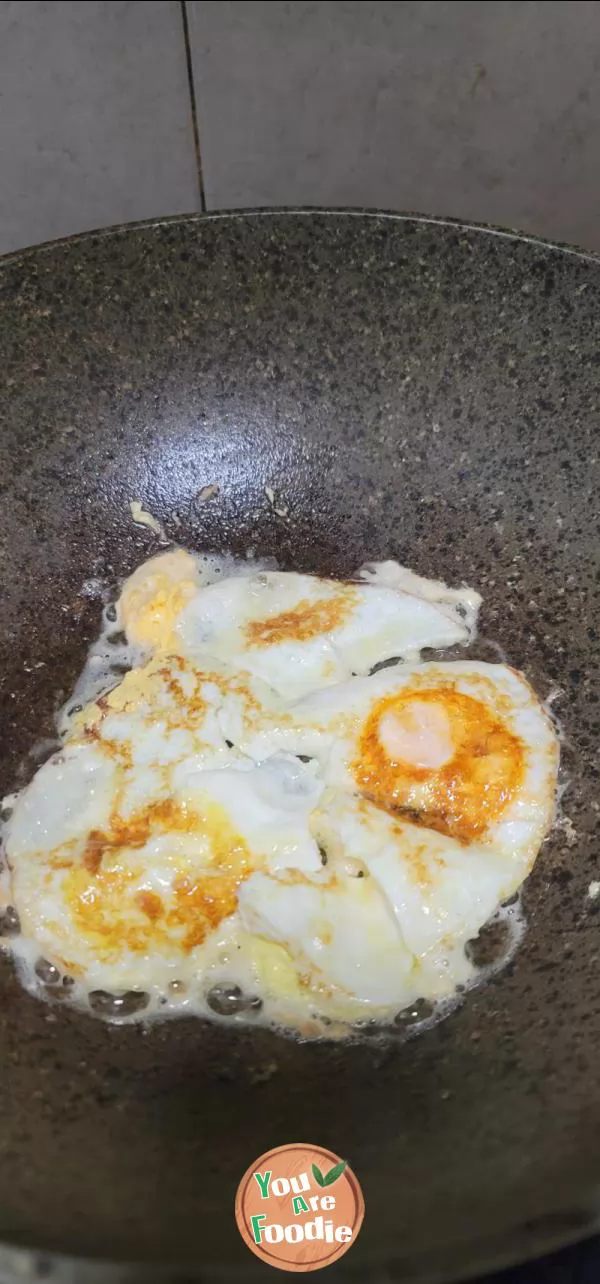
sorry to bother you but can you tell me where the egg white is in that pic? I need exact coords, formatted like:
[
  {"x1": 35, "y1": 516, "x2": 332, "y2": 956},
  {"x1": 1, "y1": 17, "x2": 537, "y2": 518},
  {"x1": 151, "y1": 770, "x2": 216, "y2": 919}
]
[
  {"x1": 173, "y1": 569, "x2": 478, "y2": 700},
  {"x1": 312, "y1": 791, "x2": 527, "y2": 996},
  {"x1": 239, "y1": 865, "x2": 415, "y2": 1015}
]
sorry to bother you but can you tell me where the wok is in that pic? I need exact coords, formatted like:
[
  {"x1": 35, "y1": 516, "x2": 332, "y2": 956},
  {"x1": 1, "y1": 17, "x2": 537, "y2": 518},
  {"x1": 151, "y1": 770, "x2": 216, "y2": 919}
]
[{"x1": 0, "y1": 210, "x2": 598, "y2": 1284}]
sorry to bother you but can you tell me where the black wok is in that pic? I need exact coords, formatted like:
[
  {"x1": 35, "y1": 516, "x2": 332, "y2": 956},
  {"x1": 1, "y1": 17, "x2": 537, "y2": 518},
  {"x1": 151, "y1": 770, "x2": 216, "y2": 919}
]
[{"x1": 0, "y1": 210, "x2": 598, "y2": 1283}]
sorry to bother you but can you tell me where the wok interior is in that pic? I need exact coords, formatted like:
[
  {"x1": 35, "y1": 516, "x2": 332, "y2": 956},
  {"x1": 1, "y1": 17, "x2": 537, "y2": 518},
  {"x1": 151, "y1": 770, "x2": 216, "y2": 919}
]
[{"x1": 0, "y1": 213, "x2": 598, "y2": 1280}]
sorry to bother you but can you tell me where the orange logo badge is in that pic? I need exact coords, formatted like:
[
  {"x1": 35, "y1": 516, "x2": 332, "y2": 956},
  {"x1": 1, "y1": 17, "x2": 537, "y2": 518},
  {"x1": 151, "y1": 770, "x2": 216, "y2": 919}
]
[{"x1": 235, "y1": 1142, "x2": 364, "y2": 1272}]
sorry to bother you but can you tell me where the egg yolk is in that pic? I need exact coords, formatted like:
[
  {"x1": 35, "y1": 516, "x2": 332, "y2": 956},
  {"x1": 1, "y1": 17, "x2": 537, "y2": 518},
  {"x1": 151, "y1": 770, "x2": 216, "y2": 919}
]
[
  {"x1": 57, "y1": 798, "x2": 253, "y2": 965},
  {"x1": 378, "y1": 700, "x2": 454, "y2": 769},
  {"x1": 352, "y1": 686, "x2": 525, "y2": 843},
  {"x1": 119, "y1": 549, "x2": 198, "y2": 650}
]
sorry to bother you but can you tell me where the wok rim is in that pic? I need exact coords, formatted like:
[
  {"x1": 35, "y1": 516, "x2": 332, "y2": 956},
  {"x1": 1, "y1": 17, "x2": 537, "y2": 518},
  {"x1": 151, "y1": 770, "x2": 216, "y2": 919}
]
[{"x1": 1, "y1": 205, "x2": 600, "y2": 271}]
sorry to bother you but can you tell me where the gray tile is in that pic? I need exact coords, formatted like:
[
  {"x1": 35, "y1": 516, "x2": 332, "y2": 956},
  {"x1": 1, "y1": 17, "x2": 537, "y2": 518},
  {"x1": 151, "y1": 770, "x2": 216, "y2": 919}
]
[
  {"x1": 188, "y1": 0, "x2": 600, "y2": 250},
  {"x1": 0, "y1": 0, "x2": 200, "y2": 255}
]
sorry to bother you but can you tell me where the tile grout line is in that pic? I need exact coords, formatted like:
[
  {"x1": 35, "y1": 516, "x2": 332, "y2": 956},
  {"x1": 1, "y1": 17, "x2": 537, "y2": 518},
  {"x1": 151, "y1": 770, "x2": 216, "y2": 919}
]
[{"x1": 180, "y1": 0, "x2": 207, "y2": 213}]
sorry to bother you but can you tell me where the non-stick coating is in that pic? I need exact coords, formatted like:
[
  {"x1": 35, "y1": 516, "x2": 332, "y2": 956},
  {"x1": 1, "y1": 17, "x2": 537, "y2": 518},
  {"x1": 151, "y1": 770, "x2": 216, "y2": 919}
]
[{"x1": 0, "y1": 212, "x2": 599, "y2": 1284}]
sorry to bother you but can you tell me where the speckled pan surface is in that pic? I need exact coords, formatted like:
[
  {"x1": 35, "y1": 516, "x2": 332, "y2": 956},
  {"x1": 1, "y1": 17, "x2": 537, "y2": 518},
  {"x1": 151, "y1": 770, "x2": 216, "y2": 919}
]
[{"x1": 0, "y1": 210, "x2": 599, "y2": 1284}]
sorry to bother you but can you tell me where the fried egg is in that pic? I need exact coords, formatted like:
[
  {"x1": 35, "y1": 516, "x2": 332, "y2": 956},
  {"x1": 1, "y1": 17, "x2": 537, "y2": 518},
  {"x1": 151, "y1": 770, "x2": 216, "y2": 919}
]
[
  {"x1": 234, "y1": 659, "x2": 558, "y2": 1023},
  {"x1": 5, "y1": 661, "x2": 324, "y2": 999},
  {"x1": 2, "y1": 549, "x2": 559, "y2": 1036},
  {"x1": 119, "y1": 552, "x2": 480, "y2": 699},
  {"x1": 224, "y1": 661, "x2": 558, "y2": 860}
]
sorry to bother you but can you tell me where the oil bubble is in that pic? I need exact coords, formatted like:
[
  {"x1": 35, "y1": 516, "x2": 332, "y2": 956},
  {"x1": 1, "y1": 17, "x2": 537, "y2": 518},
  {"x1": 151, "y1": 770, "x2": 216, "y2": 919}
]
[
  {"x1": 89, "y1": 990, "x2": 149, "y2": 1018},
  {"x1": 34, "y1": 958, "x2": 61, "y2": 986},
  {"x1": 0, "y1": 906, "x2": 20, "y2": 936},
  {"x1": 206, "y1": 984, "x2": 261, "y2": 1016}
]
